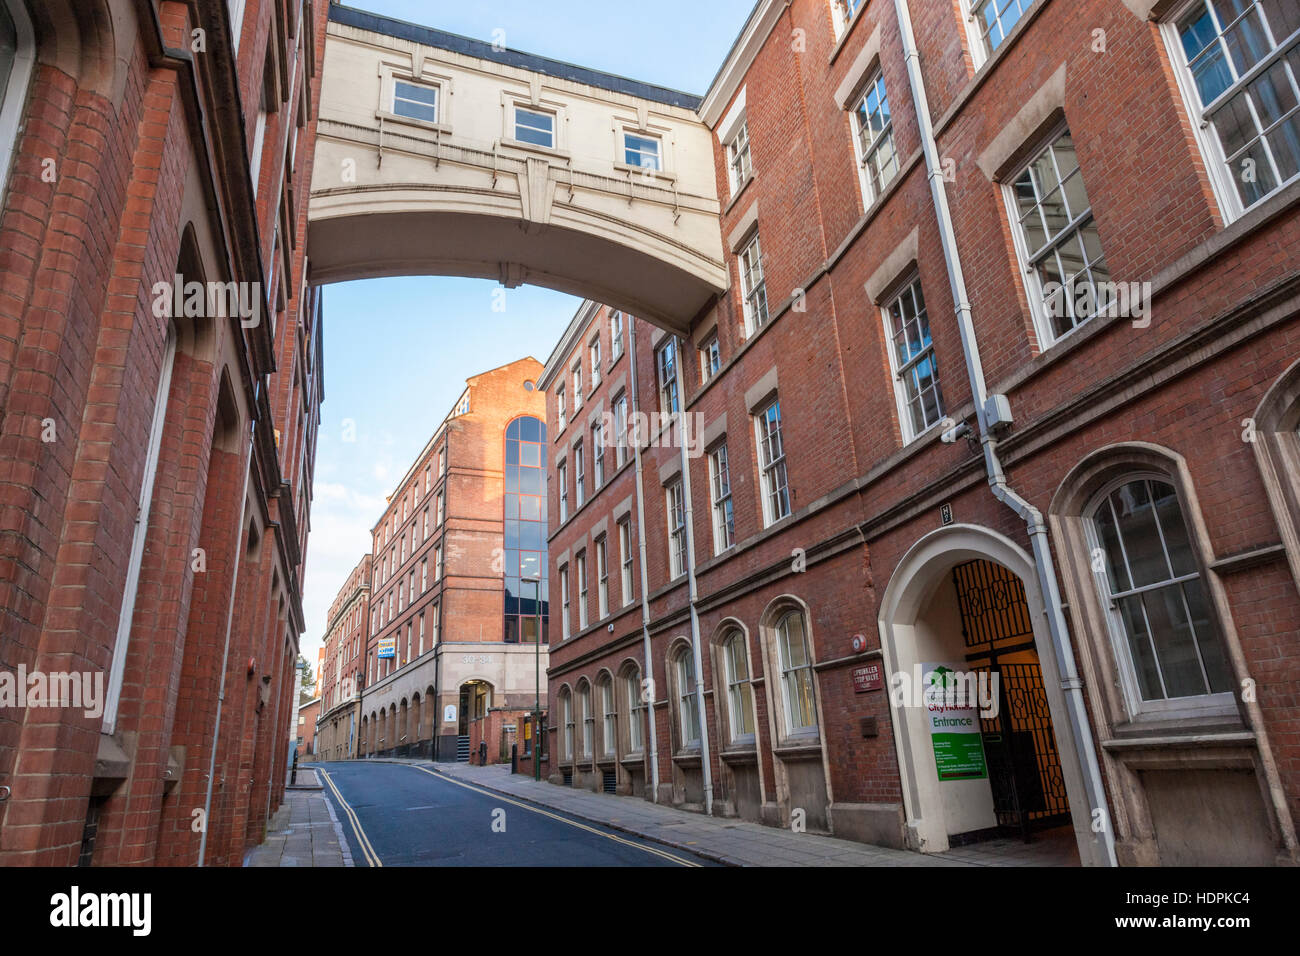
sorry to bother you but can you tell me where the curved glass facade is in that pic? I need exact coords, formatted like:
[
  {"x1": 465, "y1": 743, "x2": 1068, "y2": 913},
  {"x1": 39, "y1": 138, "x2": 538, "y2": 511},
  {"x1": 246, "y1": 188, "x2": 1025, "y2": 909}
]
[{"x1": 504, "y1": 415, "x2": 548, "y2": 643}]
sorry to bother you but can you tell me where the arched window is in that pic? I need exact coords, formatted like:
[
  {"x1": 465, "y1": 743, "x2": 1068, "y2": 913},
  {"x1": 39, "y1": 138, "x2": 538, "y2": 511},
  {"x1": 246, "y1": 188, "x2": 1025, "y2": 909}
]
[
  {"x1": 1087, "y1": 476, "x2": 1233, "y2": 714},
  {"x1": 578, "y1": 681, "x2": 593, "y2": 759},
  {"x1": 0, "y1": 0, "x2": 35, "y2": 203},
  {"x1": 623, "y1": 665, "x2": 644, "y2": 754},
  {"x1": 776, "y1": 610, "x2": 817, "y2": 736},
  {"x1": 504, "y1": 415, "x2": 548, "y2": 644},
  {"x1": 599, "y1": 676, "x2": 616, "y2": 759},
  {"x1": 672, "y1": 645, "x2": 701, "y2": 749},
  {"x1": 559, "y1": 688, "x2": 574, "y2": 762},
  {"x1": 721, "y1": 629, "x2": 755, "y2": 743}
]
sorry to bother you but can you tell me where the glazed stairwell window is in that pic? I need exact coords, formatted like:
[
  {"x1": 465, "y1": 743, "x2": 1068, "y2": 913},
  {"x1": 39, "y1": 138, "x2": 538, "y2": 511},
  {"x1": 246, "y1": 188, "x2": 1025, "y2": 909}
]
[
  {"x1": 884, "y1": 276, "x2": 945, "y2": 441},
  {"x1": 850, "y1": 68, "x2": 899, "y2": 206},
  {"x1": 1087, "y1": 476, "x2": 1235, "y2": 719},
  {"x1": 1005, "y1": 126, "x2": 1112, "y2": 345},
  {"x1": 1164, "y1": 0, "x2": 1300, "y2": 219}
]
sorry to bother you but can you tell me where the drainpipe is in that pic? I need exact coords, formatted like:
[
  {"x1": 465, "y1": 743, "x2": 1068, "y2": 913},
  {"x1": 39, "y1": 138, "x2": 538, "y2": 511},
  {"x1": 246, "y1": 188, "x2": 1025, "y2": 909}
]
[
  {"x1": 892, "y1": 0, "x2": 1116, "y2": 867},
  {"x1": 198, "y1": 424, "x2": 255, "y2": 867},
  {"x1": 626, "y1": 318, "x2": 661, "y2": 801},
  {"x1": 672, "y1": 336, "x2": 714, "y2": 815}
]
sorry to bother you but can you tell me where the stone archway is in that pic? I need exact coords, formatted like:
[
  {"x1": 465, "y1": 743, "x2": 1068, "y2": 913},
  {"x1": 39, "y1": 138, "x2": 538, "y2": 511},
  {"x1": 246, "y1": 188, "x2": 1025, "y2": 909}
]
[{"x1": 877, "y1": 524, "x2": 1100, "y2": 866}]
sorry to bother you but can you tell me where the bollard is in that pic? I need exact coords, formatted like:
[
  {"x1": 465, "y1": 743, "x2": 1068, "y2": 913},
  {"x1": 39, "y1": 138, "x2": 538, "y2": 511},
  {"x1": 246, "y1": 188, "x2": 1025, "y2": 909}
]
[{"x1": 511, "y1": 743, "x2": 518, "y2": 774}]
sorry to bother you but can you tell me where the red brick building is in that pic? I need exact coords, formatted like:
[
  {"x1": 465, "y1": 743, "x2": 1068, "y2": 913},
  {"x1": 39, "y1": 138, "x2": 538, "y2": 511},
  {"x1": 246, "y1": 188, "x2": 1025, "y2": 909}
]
[
  {"x1": 296, "y1": 696, "x2": 320, "y2": 758},
  {"x1": 543, "y1": 0, "x2": 1300, "y2": 866},
  {"x1": 0, "y1": 0, "x2": 327, "y2": 865},
  {"x1": 357, "y1": 358, "x2": 549, "y2": 764},
  {"x1": 314, "y1": 552, "x2": 370, "y2": 761}
]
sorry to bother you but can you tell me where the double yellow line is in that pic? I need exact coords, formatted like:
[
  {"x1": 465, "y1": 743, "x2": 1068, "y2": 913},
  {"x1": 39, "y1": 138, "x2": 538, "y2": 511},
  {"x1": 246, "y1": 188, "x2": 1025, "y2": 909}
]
[
  {"x1": 319, "y1": 767, "x2": 382, "y2": 866},
  {"x1": 406, "y1": 764, "x2": 700, "y2": 867}
]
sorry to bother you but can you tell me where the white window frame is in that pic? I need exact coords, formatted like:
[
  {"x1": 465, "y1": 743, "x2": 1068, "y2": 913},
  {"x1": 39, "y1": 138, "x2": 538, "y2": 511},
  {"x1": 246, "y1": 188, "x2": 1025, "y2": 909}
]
[
  {"x1": 619, "y1": 519, "x2": 634, "y2": 606},
  {"x1": 596, "y1": 534, "x2": 609, "y2": 618},
  {"x1": 723, "y1": 630, "x2": 755, "y2": 744},
  {"x1": 675, "y1": 651, "x2": 701, "y2": 748},
  {"x1": 755, "y1": 398, "x2": 791, "y2": 526},
  {"x1": 557, "y1": 383, "x2": 567, "y2": 431},
  {"x1": 104, "y1": 325, "x2": 177, "y2": 735},
  {"x1": 512, "y1": 103, "x2": 557, "y2": 150},
  {"x1": 0, "y1": 0, "x2": 36, "y2": 204},
  {"x1": 589, "y1": 336, "x2": 601, "y2": 389},
  {"x1": 738, "y1": 232, "x2": 768, "y2": 336},
  {"x1": 574, "y1": 440, "x2": 585, "y2": 507},
  {"x1": 592, "y1": 421, "x2": 605, "y2": 489},
  {"x1": 601, "y1": 679, "x2": 617, "y2": 758},
  {"x1": 572, "y1": 362, "x2": 583, "y2": 411},
  {"x1": 656, "y1": 339, "x2": 679, "y2": 414},
  {"x1": 626, "y1": 669, "x2": 645, "y2": 753},
  {"x1": 558, "y1": 460, "x2": 568, "y2": 522},
  {"x1": 666, "y1": 480, "x2": 687, "y2": 579},
  {"x1": 700, "y1": 334, "x2": 720, "y2": 383},
  {"x1": 1084, "y1": 473, "x2": 1237, "y2": 721},
  {"x1": 709, "y1": 444, "x2": 735, "y2": 554},
  {"x1": 577, "y1": 550, "x2": 588, "y2": 628},
  {"x1": 726, "y1": 118, "x2": 753, "y2": 196},
  {"x1": 579, "y1": 684, "x2": 593, "y2": 759},
  {"x1": 610, "y1": 311, "x2": 624, "y2": 359},
  {"x1": 848, "y1": 67, "x2": 899, "y2": 207},
  {"x1": 560, "y1": 565, "x2": 570, "y2": 638},
  {"x1": 613, "y1": 393, "x2": 629, "y2": 467},
  {"x1": 961, "y1": 0, "x2": 1037, "y2": 66},
  {"x1": 1001, "y1": 122, "x2": 1110, "y2": 348},
  {"x1": 883, "y1": 275, "x2": 945, "y2": 442},
  {"x1": 776, "y1": 610, "x2": 819, "y2": 737},
  {"x1": 1161, "y1": 0, "x2": 1300, "y2": 223},
  {"x1": 622, "y1": 129, "x2": 662, "y2": 172}
]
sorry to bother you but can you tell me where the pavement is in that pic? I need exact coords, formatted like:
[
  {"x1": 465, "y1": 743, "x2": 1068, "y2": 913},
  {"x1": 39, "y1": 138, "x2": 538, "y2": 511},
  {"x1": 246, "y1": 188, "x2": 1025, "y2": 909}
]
[{"x1": 244, "y1": 769, "x2": 353, "y2": 867}]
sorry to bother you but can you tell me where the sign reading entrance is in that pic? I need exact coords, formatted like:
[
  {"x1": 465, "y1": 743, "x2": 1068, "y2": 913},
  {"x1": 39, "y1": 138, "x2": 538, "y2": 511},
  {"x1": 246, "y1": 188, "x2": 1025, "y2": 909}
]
[
  {"x1": 923, "y1": 663, "x2": 987, "y2": 781},
  {"x1": 852, "y1": 662, "x2": 883, "y2": 693}
]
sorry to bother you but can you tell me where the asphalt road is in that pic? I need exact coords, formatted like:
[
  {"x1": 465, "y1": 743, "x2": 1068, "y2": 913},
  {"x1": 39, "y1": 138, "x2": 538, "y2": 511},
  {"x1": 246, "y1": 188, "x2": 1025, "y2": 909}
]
[{"x1": 312, "y1": 760, "x2": 715, "y2": 867}]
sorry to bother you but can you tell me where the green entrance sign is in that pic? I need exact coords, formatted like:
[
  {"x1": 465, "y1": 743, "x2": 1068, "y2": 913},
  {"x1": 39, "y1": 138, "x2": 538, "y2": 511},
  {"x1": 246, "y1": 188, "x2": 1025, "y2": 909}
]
[{"x1": 923, "y1": 663, "x2": 988, "y2": 781}]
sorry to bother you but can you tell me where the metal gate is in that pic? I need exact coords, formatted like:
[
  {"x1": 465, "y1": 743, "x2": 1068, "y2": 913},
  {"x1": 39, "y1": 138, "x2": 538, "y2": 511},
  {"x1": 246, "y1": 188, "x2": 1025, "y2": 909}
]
[{"x1": 951, "y1": 560, "x2": 1071, "y2": 840}]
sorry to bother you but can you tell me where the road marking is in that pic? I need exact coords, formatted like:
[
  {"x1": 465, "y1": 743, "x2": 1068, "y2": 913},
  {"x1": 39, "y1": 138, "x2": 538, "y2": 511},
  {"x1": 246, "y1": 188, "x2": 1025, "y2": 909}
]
[
  {"x1": 319, "y1": 768, "x2": 383, "y2": 867},
  {"x1": 403, "y1": 764, "x2": 700, "y2": 867}
]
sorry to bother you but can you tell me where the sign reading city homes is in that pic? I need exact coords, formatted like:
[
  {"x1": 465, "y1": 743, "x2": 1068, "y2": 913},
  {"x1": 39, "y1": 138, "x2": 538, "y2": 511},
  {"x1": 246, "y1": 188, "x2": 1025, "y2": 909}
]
[
  {"x1": 377, "y1": 636, "x2": 396, "y2": 659},
  {"x1": 852, "y1": 661, "x2": 883, "y2": 693},
  {"x1": 923, "y1": 663, "x2": 987, "y2": 781}
]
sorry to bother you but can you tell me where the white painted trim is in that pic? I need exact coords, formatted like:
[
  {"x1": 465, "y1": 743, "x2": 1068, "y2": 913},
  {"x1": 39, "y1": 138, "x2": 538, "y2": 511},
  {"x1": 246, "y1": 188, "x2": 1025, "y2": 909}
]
[
  {"x1": 0, "y1": 0, "x2": 36, "y2": 207},
  {"x1": 699, "y1": 1, "x2": 784, "y2": 128}
]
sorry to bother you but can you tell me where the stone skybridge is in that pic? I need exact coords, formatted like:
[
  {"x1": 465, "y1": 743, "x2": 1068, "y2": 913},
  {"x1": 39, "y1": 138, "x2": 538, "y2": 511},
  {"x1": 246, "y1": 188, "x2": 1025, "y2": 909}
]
[{"x1": 309, "y1": 5, "x2": 728, "y2": 332}]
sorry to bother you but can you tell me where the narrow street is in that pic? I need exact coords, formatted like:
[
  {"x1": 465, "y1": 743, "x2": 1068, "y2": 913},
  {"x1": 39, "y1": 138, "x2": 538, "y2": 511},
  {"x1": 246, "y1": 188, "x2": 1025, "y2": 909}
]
[{"x1": 314, "y1": 761, "x2": 715, "y2": 867}]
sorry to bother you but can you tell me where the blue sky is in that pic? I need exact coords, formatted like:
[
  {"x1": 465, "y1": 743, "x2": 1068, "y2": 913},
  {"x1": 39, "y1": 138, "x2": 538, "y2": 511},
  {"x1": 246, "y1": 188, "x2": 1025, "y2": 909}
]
[{"x1": 301, "y1": 0, "x2": 755, "y2": 672}]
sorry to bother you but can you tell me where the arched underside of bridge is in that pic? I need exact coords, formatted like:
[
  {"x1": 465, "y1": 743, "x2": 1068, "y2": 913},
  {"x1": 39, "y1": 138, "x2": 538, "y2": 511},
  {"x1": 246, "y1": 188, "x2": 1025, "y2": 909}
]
[{"x1": 308, "y1": 200, "x2": 723, "y2": 335}]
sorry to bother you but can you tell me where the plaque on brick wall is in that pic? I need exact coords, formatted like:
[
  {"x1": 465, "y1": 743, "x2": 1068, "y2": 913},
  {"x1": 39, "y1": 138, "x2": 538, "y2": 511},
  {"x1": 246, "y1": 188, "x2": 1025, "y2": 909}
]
[{"x1": 853, "y1": 662, "x2": 883, "y2": 693}]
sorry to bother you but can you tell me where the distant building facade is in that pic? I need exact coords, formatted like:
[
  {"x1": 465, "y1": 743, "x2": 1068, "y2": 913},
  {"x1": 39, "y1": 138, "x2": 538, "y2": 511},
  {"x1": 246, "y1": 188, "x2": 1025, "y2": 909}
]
[
  {"x1": 358, "y1": 358, "x2": 550, "y2": 764},
  {"x1": 315, "y1": 553, "x2": 371, "y2": 761}
]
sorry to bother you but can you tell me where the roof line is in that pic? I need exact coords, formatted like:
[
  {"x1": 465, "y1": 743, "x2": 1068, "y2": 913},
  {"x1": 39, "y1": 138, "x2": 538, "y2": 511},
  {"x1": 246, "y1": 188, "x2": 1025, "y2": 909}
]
[{"x1": 329, "y1": 4, "x2": 704, "y2": 110}]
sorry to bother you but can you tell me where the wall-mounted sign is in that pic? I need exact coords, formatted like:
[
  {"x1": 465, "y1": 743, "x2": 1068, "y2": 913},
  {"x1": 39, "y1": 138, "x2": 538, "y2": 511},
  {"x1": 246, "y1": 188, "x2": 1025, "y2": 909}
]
[
  {"x1": 377, "y1": 637, "x2": 395, "y2": 659},
  {"x1": 444, "y1": 704, "x2": 456, "y2": 723},
  {"x1": 923, "y1": 662, "x2": 987, "y2": 781},
  {"x1": 852, "y1": 662, "x2": 883, "y2": 693},
  {"x1": 940, "y1": 503, "x2": 953, "y2": 526}
]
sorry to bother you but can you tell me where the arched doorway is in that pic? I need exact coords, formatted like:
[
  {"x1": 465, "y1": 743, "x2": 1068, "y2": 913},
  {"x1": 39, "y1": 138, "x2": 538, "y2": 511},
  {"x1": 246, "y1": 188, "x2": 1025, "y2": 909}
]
[
  {"x1": 878, "y1": 525, "x2": 1099, "y2": 865},
  {"x1": 457, "y1": 680, "x2": 493, "y2": 762}
]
